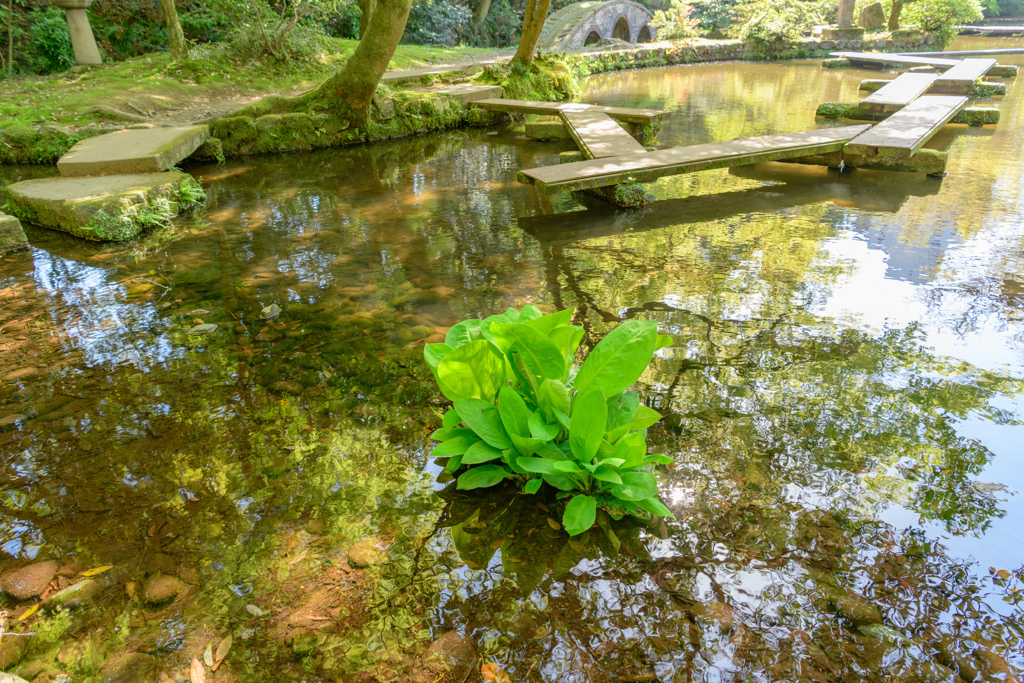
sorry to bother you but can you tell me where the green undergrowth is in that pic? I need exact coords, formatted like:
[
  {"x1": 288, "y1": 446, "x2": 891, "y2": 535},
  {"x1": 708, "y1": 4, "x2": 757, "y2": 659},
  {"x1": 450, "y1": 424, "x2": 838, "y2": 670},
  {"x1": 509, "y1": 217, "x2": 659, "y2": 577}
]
[
  {"x1": 477, "y1": 55, "x2": 587, "y2": 102},
  {"x1": 0, "y1": 40, "x2": 495, "y2": 129}
]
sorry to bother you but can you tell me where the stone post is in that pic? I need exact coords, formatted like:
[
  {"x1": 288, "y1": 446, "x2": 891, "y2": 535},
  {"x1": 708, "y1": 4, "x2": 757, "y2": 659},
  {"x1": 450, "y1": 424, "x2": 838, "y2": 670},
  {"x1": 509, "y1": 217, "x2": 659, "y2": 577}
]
[
  {"x1": 51, "y1": 0, "x2": 102, "y2": 66},
  {"x1": 838, "y1": 0, "x2": 857, "y2": 27}
]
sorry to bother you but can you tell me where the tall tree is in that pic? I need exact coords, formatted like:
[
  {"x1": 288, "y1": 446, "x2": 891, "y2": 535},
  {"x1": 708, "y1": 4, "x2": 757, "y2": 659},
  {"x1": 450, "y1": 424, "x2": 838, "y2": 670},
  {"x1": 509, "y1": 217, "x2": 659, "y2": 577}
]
[
  {"x1": 160, "y1": 0, "x2": 188, "y2": 60},
  {"x1": 473, "y1": 0, "x2": 492, "y2": 30},
  {"x1": 512, "y1": 0, "x2": 552, "y2": 64},
  {"x1": 358, "y1": 0, "x2": 377, "y2": 38},
  {"x1": 306, "y1": 0, "x2": 413, "y2": 120}
]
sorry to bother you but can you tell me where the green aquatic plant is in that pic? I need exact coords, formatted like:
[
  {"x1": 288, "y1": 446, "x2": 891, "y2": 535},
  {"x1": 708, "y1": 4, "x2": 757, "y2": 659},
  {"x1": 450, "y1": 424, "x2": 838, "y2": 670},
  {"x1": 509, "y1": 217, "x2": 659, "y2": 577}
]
[{"x1": 423, "y1": 306, "x2": 676, "y2": 536}]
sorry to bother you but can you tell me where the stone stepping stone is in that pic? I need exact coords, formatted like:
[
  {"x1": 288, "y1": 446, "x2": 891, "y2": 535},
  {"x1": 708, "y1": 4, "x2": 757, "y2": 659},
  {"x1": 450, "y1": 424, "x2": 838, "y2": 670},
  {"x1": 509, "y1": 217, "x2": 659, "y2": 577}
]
[
  {"x1": 415, "y1": 84, "x2": 503, "y2": 107},
  {"x1": 4, "y1": 171, "x2": 203, "y2": 242},
  {"x1": 57, "y1": 125, "x2": 209, "y2": 178},
  {"x1": 0, "y1": 211, "x2": 29, "y2": 253}
]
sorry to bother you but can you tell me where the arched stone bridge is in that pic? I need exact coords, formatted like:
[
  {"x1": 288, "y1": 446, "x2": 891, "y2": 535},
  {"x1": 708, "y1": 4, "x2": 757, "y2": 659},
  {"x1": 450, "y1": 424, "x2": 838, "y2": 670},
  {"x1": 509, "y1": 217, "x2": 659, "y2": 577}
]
[{"x1": 537, "y1": 0, "x2": 657, "y2": 51}]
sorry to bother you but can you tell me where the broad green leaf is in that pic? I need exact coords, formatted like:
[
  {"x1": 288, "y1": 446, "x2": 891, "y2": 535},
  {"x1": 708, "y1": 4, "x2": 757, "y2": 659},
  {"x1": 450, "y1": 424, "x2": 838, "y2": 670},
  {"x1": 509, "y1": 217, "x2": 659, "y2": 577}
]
[
  {"x1": 430, "y1": 428, "x2": 454, "y2": 441},
  {"x1": 502, "y1": 307, "x2": 521, "y2": 322},
  {"x1": 519, "y1": 305, "x2": 543, "y2": 321},
  {"x1": 548, "y1": 325, "x2": 584, "y2": 370},
  {"x1": 528, "y1": 411, "x2": 559, "y2": 440},
  {"x1": 511, "y1": 352, "x2": 540, "y2": 401},
  {"x1": 510, "y1": 433, "x2": 544, "y2": 457},
  {"x1": 543, "y1": 474, "x2": 576, "y2": 491},
  {"x1": 635, "y1": 496, "x2": 675, "y2": 519},
  {"x1": 437, "y1": 340, "x2": 505, "y2": 401},
  {"x1": 592, "y1": 466, "x2": 623, "y2": 484},
  {"x1": 431, "y1": 435, "x2": 480, "y2": 458},
  {"x1": 516, "y1": 457, "x2": 559, "y2": 474},
  {"x1": 536, "y1": 443, "x2": 567, "y2": 460},
  {"x1": 457, "y1": 465, "x2": 512, "y2": 490},
  {"x1": 444, "y1": 455, "x2": 464, "y2": 473},
  {"x1": 553, "y1": 461, "x2": 585, "y2": 473},
  {"x1": 628, "y1": 405, "x2": 663, "y2": 432},
  {"x1": 497, "y1": 386, "x2": 530, "y2": 437},
  {"x1": 524, "y1": 307, "x2": 574, "y2": 335},
  {"x1": 643, "y1": 454, "x2": 674, "y2": 466},
  {"x1": 563, "y1": 495, "x2": 597, "y2": 536},
  {"x1": 424, "y1": 343, "x2": 453, "y2": 372},
  {"x1": 524, "y1": 478, "x2": 543, "y2": 494},
  {"x1": 570, "y1": 389, "x2": 607, "y2": 463},
  {"x1": 599, "y1": 457, "x2": 625, "y2": 468},
  {"x1": 442, "y1": 407, "x2": 461, "y2": 429},
  {"x1": 462, "y1": 441, "x2": 505, "y2": 464},
  {"x1": 612, "y1": 432, "x2": 647, "y2": 469},
  {"x1": 574, "y1": 320, "x2": 658, "y2": 398},
  {"x1": 491, "y1": 323, "x2": 565, "y2": 380},
  {"x1": 606, "y1": 392, "x2": 640, "y2": 438},
  {"x1": 655, "y1": 333, "x2": 674, "y2": 350},
  {"x1": 453, "y1": 398, "x2": 512, "y2": 449},
  {"x1": 610, "y1": 471, "x2": 660, "y2": 501},
  {"x1": 445, "y1": 320, "x2": 484, "y2": 348},
  {"x1": 538, "y1": 379, "x2": 571, "y2": 424}
]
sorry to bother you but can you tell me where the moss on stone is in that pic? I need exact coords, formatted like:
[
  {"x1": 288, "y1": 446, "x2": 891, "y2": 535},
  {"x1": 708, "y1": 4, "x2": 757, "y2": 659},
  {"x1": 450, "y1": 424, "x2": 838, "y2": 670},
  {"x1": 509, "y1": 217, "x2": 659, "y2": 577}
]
[
  {"x1": 0, "y1": 124, "x2": 84, "y2": 165},
  {"x1": 816, "y1": 101, "x2": 1001, "y2": 126}
]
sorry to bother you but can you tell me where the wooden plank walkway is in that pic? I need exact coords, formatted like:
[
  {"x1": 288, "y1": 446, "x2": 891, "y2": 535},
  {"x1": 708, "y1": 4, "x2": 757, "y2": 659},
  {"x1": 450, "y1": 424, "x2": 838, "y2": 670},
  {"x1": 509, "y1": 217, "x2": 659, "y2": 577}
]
[
  {"x1": 932, "y1": 58, "x2": 997, "y2": 93},
  {"x1": 845, "y1": 96, "x2": 968, "y2": 158},
  {"x1": 472, "y1": 98, "x2": 670, "y2": 124},
  {"x1": 518, "y1": 125, "x2": 872, "y2": 194},
  {"x1": 959, "y1": 25, "x2": 1024, "y2": 35},
  {"x1": 860, "y1": 72, "x2": 939, "y2": 114},
  {"x1": 559, "y1": 111, "x2": 647, "y2": 159},
  {"x1": 831, "y1": 52, "x2": 962, "y2": 68}
]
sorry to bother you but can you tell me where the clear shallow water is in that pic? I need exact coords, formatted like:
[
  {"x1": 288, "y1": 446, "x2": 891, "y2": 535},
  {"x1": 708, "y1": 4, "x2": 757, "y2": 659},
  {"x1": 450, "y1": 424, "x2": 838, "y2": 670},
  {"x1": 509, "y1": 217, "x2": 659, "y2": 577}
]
[{"x1": 1, "y1": 39, "x2": 1023, "y2": 682}]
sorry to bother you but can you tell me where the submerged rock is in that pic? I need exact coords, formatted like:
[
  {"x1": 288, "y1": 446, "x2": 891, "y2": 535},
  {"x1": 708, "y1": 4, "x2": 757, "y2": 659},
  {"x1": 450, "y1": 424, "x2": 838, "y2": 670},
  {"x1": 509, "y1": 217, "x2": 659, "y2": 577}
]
[
  {"x1": 0, "y1": 672, "x2": 31, "y2": 683},
  {"x1": 0, "y1": 561, "x2": 58, "y2": 600},
  {"x1": 347, "y1": 538, "x2": 386, "y2": 568},
  {"x1": 0, "y1": 633, "x2": 27, "y2": 670},
  {"x1": 187, "y1": 323, "x2": 218, "y2": 335},
  {"x1": 831, "y1": 594, "x2": 883, "y2": 625},
  {"x1": 260, "y1": 303, "x2": 281, "y2": 321},
  {"x1": 98, "y1": 653, "x2": 160, "y2": 683},
  {"x1": 47, "y1": 578, "x2": 101, "y2": 608},
  {"x1": 420, "y1": 631, "x2": 477, "y2": 679},
  {"x1": 270, "y1": 381, "x2": 304, "y2": 396},
  {"x1": 141, "y1": 574, "x2": 182, "y2": 604}
]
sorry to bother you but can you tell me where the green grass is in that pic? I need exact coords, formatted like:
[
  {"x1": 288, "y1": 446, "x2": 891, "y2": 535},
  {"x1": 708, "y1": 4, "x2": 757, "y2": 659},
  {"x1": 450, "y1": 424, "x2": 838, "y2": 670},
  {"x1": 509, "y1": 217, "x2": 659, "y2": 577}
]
[{"x1": 0, "y1": 39, "x2": 496, "y2": 128}]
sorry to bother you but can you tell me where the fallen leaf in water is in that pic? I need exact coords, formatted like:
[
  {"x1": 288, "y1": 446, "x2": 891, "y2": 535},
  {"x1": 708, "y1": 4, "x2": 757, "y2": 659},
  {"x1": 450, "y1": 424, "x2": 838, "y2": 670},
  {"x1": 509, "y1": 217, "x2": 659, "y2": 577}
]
[
  {"x1": 125, "y1": 581, "x2": 138, "y2": 601},
  {"x1": 481, "y1": 661, "x2": 511, "y2": 683},
  {"x1": 190, "y1": 656, "x2": 205, "y2": 683},
  {"x1": 246, "y1": 604, "x2": 263, "y2": 617},
  {"x1": 148, "y1": 524, "x2": 157, "y2": 538},
  {"x1": 81, "y1": 565, "x2": 113, "y2": 577},
  {"x1": 547, "y1": 518, "x2": 561, "y2": 531},
  {"x1": 213, "y1": 634, "x2": 233, "y2": 671},
  {"x1": 16, "y1": 603, "x2": 39, "y2": 623},
  {"x1": 489, "y1": 539, "x2": 506, "y2": 550},
  {"x1": 204, "y1": 641, "x2": 214, "y2": 668}
]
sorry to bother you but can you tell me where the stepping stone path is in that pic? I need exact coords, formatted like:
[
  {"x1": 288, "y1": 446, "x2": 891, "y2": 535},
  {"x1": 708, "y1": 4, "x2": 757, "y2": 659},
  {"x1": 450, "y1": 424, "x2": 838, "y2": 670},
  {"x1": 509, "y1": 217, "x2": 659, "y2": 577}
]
[
  {"x1": 0, "y1": 211, "x2": 29, "y2": 253},
  {"x1": 57, "y1": 125, "x2": 208, "y2": 177},
  {"x1": 5, "y1": 171, "x2": 202, "y2": 241},
  {"x1": 7, "y1": 125, "x2": 208, "y2": 242}
]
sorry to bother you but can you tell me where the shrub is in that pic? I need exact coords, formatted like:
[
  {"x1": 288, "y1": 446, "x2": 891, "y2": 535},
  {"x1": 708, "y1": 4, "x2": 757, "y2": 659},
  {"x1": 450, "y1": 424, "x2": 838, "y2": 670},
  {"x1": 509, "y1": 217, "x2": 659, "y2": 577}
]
[
  {"x1": 29, "y1": 8, "x2": 76, "y2": 74},
  {"x1": 91, "y1": 17, "x2": 167, "y2": 61},
  {"x1": 401, "y1": 0, "x2": 472, "y2": 45},
  {"x1": 690, "y1": 0, "x2": 741, "y2": 36},
  {"x1": 320, "y1": 0, "x2": 362, "y2": 39},
  {"x1": 226, "y1": 19, "x2": 327, "y2": 63},
  {"x1": 904, "y1": 0, "x2": 984, "y2": 45},
  {"x1": 423, "y1": 306, "x2": 676, "y2": 537},
  {"x1": 738, "y1": 4, "x2": 800, "y2": 58},
  {"x1": 651, "y1": 0, "x2": 703, "y2": 40},
  {"x1": 464, "y1": 0, "x2": 523, "y2": 47}
]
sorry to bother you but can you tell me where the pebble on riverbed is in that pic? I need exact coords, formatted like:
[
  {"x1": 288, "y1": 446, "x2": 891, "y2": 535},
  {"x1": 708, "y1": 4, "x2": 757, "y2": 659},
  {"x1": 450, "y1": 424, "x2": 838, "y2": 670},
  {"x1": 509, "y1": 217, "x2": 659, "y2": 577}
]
[
  {"x1": 0, "y1": 561, "x2": 58, "y2": 600},
  {"x1": 141, "y1": 574, "x2": 182, "y2": 604},
  {"x1": 347, "y1": 538, "x2": 387, "y2": 568}
]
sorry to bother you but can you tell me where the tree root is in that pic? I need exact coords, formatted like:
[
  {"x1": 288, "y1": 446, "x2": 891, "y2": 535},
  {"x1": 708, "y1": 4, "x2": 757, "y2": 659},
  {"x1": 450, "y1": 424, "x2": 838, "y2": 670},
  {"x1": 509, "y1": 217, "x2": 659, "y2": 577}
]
[{"x1": 86, "y1": 105, "x2": 150, "y2": 123}]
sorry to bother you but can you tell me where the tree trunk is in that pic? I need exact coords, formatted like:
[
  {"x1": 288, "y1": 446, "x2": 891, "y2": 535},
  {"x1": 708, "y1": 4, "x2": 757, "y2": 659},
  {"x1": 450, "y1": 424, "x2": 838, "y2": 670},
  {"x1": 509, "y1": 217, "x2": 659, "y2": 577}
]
[
  {"x1": 888, "y1": 1, "x2": 902, "y2": 30},
  {"x1": 160, "y1": 0, "x2": 188, "y2": 60},
  {"x1": 358, "y1": 0, "x2": 377, "y2": 39},
  {"x1": 473, "y1": 0, "x2": 492, "y2": 30},
  {"x1": 308, "y1": 0, "x2": 412, "y2": 121},
  {"x1": 512, "y1": 0, "x2": 553, "y2": 64}
]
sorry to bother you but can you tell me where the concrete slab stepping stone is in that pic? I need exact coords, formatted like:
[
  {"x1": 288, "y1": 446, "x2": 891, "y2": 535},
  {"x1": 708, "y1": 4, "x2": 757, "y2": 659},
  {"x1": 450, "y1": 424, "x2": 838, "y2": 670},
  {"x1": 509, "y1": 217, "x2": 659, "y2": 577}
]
[
  {"x1": 56, "y1": 125, "x2": 209, "y2": 177},
  {"x1": 414, "y1": 84, "x2": 503, "y2": 106},
  {"x1": 4, "y1": 171, "x2": 205, "y2": 242},
  {"x1": 0, "y1": 211, "x2": 29, "y2": 253}
]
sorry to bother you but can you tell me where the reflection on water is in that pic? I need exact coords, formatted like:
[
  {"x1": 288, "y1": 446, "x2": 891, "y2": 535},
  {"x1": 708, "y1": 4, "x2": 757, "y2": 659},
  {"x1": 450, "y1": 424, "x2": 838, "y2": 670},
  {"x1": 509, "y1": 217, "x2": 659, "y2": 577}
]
[{"x1": 1, "y1": 37, "x2": 1024, "y2": 681}]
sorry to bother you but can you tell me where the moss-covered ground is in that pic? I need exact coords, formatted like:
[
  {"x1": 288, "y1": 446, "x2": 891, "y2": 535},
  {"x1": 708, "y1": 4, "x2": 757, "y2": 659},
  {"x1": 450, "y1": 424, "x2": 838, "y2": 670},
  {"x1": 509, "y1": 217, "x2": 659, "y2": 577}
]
[{"x1": 0, "y1": 39, "x2": 498, "y2": 130}]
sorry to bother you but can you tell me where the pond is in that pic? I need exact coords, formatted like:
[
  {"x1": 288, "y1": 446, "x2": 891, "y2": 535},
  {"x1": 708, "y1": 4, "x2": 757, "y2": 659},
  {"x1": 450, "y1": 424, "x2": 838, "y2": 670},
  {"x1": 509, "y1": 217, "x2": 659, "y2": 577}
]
[{"x1": 1, "y1": 37, "x2": 1023, "y2": 683}]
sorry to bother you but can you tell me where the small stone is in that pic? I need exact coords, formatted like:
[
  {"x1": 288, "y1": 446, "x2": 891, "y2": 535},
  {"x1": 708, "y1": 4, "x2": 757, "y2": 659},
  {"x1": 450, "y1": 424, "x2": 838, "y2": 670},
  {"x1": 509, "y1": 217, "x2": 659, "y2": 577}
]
[
  {"x1": 421, "y1": 631, "x2": 477, "y2": 678},
  {"x1": 245, "y1": 604, "x2": 263, "y2": 617},
  {"x1": 858, "y1": 2, "x2": 886, "y2": 29},
  {"x1": 97, "y1": 653, "x2": 159, "y2": 683},
  {"x1": 0, "y1": 561, "x2": 58, "y2": 600},
  {"x1": 0, "y1": 212, "x2": 29, "y2": 255},
  {"x1": 347, "y1": 538, "x2": 386, "y2": 568},
  {"x1": 186, "y1": 309, "x2": 211, "y2": 316},
  {"x1": 0, "y1": 673, "x2": 31, "y2": 683},
  {"x1": 187, "y1": 323, "x2": 217, "y2": 335},
  {"x1": 832, "y1": 594, "x2": 883, "y2": 625},
  {"x1": 269, "y1": 381, "x2": 303, "y2": 396},
  {"x1": 0, "y1": 632, "x2": 27, "y2": 669},
  {"x1": 47, "y1": 578, "x2": 100, "y2": 608},
  {"x1": 260, "y1": 303, "x2": 280, "y2": 320},
  {"x1": 0, "y1": 414, "x2": 25, "y2": 430},
  {"x1": 141, "y1": 574, "x2": 181, "y2": 604}
]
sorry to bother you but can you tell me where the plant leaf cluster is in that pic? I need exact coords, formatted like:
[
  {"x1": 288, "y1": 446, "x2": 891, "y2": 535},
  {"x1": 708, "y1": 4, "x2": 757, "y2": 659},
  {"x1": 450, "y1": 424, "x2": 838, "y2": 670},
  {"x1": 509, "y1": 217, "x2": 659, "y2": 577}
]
[{"x1": 424, "y1": 305, "x2": 675, "y2": 536}]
